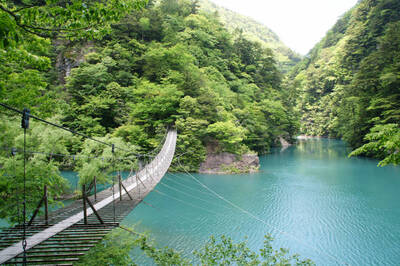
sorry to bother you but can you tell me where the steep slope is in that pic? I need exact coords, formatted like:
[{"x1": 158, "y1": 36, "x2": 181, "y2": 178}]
[
  {"x1": 290, "y1": 0, "x2": 400, "y2": 153},
  {"x1": 198, "y1": 0, "x2": 301, "y2": 73},
  {"x1": 0, "y1": 0, "x2": 299, "y2": 173}
]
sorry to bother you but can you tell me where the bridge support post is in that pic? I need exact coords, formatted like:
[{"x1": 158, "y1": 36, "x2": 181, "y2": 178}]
[
  {"x1": 82, "y1": 185, "x2": 87, "y2": 225},
  {"x1": 121, "y1": 182, "x2": 133, "y2": 200},
  {"x1": 44, "y1": 185, "x2": 48, "y2": 225},
  {"x1": 94, "y1": 176, "x2": 97, "y2": 202},
  {"x1": 28, "y1": 185, "x2": 48, "y2": 226},
  {"x1": 85, "y1": 197, "x2": 104, "y2": 224},
  {"x1": 118, "y1": 174, "x2": 122, "y2": 201}
]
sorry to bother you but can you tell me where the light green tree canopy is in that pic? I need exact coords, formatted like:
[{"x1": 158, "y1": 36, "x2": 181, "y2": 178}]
[
  {"x1": 0, "y1": 0, "x2": 148, "y2": 47},
  {"x1": 349, "y1": 124, "x2": 400, "y2": 166}
]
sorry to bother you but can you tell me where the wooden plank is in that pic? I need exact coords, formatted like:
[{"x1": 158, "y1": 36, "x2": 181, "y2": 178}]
[
  {"x1": 27, "y1": 248, "x2": 90, "y2": 253},
  {"x1": 21, "y1": 253, "x2": 85, "y2": 258},
  {"x1": 30, "y1": 245, "x2": 95, "y2": 249},
  {"x1": 4, "y1": 257, "x2": 80, "y2": 263}
]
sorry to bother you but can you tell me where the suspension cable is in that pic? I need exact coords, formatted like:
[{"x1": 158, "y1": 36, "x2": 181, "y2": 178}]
[
  {"x1": 153, "y1": 189, "x2": 219, "y2": 215},
  {"x1": 1, "y1": 145, "x2": 146, "y2": 162},
  {"x1": 159, "y1": 182, "x2": 234, "y2": 211},
  {"x1": 0, "y1": 102, "x2": 141, "y2": 155},
  {"x1": 163, "y1": 175, "x2": 215, "y2": 197}
]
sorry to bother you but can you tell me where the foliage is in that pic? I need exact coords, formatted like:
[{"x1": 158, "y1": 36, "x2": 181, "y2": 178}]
[
  {"x1": 137, "y1": 234, "x2": 191, "y2": 265},
  {"x1": 0, "y1": 0, "x2": 148, "y2": 118},
  {"x1": 194, "y1": 234, "x2": 314, "y2": 265},
  {"x1": 75, "y1": 228, "x2": 139, "y2": 266},
  {"x1": 0, "y1": 0, "x2": 148, "y2": 47},
  {"x1": 290, "y1": 0, "x2": 400, "y2": 161},
  {"x1": 0, "y1": 35, "x2": 55, "y2": 116},
  {"x1": 61, "y1": 0, "x2": 298, "y2": 170},
  {"x1": 198, "y1": 0, "x2": 301, "y2": 73},
  {"x1": 75, "y1": 135, "x2": 138, "y2": 186},
  {"x1": 129, "y1": 80, "x2": 183, "y2": 128},
  {"x1": 206, "y1": 121, "x2": 247, "y2": 154},
  {"x1": 349, "y1": 124, "x2": 400, "y2": 166},
  {"x1": 171, "y1": 117, "x2": 208, "y2": 172},
  {"x1": 0, "y1": 116, "x2": 71, "y2": 224},
  {"x1": 77, "y1": 227, "x2": 313, "y2": 266},
  {"x1": 1, "y1": 0, "x2": 300, "y2": 181}
]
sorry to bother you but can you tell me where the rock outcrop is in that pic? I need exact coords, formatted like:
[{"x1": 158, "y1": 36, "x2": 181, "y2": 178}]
[
  {"x1": 279, "y1": 136, "x2": 291, "y2": 147},
  {"x1": 199, "y1": 152, "x2": 259, "y2": 174}
]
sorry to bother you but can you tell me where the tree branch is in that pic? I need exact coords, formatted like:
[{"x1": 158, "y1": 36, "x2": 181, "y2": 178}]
[
  {"x1": 0, "y1": 3, "x2": 94, "y2": 38},
  {"x1": 14, "y1": 5, "x2": 37, "y2": 13},
  {"x1": 0, "y1": 4, "x2": 20, "y2": 21},
  {"x1": 0, "y1": 4, "x2": 49, "y2": 37}
]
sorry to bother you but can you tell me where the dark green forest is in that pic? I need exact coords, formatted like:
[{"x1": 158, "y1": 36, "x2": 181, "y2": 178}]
[
  {"x1": 1, "y1": 0, "x2": 298, "y2": 168},
  {"x1": 1, "y1": 0, "x2": 399, "y2": 220},
  {"x1": 289, "y1": 0, "x2": 400, "y2": 165},
  {"x1": 1, "y1": 0, "x2": 400, "y2": 264},
  {"x1": 0, "y1": 0, "x2": 299, "y2": 223},
  {"x1": 1, "y1": 0, "x2": 400, "y2": 221}
]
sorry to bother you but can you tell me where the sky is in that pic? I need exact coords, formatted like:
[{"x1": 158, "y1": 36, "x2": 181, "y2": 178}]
[{"x1": 210, "y1": 0, "x2": 358, "y2": 55}]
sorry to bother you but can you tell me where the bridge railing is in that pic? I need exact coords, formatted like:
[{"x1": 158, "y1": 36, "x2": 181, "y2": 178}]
[{"x1": 0, "y1": 103, "x2": 178, "y2": 264}]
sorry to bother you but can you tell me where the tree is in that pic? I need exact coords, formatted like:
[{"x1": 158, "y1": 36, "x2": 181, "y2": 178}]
[
  {"x1": 2, "y1": 0, "x2": 299, "y2": 174},
  {"x1": 289, "y1": 0, "x2": 400, "y2": 164},
  {"x1": 130, "y1": 80, "x2": 183, "y2": 126},
  {"x1": 75, "y1": 135, "x2": 137, "y2": 187},
  {"x1": 206, "y1": 121, "x2": 247, "y2": 154},
  {"x1": 0, "y1": 116, "x2": 74, "y2": 224},
  {"x1": 77, "y1": 228, "x2": 314, "y2": 266},
  {"x1": 75, "y1": 228, "x2": 140, "y2": 266},
  {"x1": 349, "y1": 124, "x2": 400, "y2": 166},
  {"x1": 0, "y1": 34, "x2": 55, "y2": 115},
  {"x1": 0, "y1": 0, "x2": 148, "y2": 47},
  {"x1": 194, "y1": 235, "x2": 314, "y2": 265}
]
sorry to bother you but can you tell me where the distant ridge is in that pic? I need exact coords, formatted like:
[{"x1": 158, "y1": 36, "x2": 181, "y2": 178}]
[{"x1": 199, "y1": 0, "x2": 302, "y2": 72}]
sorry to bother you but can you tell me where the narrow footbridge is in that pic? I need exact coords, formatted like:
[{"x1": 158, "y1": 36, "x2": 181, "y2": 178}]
[{"x1": 0, "y1": 130, "x2": 177, "y2": 265}]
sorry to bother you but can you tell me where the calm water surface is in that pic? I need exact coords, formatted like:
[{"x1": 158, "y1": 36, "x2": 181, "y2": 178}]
[{"x1": 122, "y1": 139, "x2": 400, "y2": 265}]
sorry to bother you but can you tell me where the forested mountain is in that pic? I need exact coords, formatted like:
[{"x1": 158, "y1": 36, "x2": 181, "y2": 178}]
[
  {"x1": 1, "y1": 0, "x2": 298, "y2": 184},
  {"x1": 198, "y1": 0, "x2": 301, "y2": 73},
  {"x1": 290, "y1": 0, "x2": 400, "y2": 162}
]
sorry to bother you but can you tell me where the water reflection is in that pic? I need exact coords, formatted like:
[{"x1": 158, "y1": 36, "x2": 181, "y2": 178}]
[{"x1": 294, "y1": 138, "x2": 352, "y2": 159}]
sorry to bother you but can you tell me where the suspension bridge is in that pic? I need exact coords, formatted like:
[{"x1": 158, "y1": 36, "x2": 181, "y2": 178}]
[
  {"x1": 0, "y1": 104, "x2": 348, "y2": 266},
  {"x1": 0, "y1": 104, "x2": 177, "y2": 265}
]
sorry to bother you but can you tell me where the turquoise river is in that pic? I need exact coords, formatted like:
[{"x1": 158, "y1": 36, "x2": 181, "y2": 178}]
[
  {"x1": 2, "y1": 138, "x2": 399, "y2": 264},
  {"x1": 119, "y1": 138, "x2": 400, "y2": 265},
  {"x1": 13, "y1": 138, "x2": 398, "y2": 265}
]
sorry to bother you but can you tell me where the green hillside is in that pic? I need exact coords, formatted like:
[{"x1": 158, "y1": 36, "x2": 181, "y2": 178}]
[
  {"x1": 290, "y1": 0, "x2": 400, "y2": 161},
  {"x1": 198, "y1": 0, "x2": 301, "y2": 73},
  {"x1": 0, "y1": 0, "x2": 298, "y2": 179}
]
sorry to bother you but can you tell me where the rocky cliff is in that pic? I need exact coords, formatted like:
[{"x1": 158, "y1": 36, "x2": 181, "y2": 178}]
[{"x1": 199, "y1": 152, "x2": 259, "y2": 174}]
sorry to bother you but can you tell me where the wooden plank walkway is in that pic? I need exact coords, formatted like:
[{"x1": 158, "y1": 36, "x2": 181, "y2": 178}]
[{"x1": 0, "y1": 130, "x2": 177, "y2": 265}]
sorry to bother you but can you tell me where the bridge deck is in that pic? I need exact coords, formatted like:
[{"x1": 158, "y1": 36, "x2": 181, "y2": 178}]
[{"x1": 0, "y1": 130, "x2": 177, "y2": 265}]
